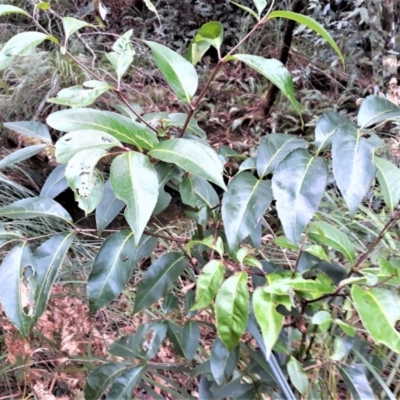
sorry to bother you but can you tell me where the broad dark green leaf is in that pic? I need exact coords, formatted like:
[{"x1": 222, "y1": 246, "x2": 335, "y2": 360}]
[
  {"x1": 96, "y1": 180, "x2": 125, "y2": 235},
  {"x1": 0, "y1": 32, "x2": 57, "y2": 70},
  {"x1": 33, "y1": 233, "x2": 75, "y2": 320},
  {"x1": 0, "y1": 197, "x2": 72, "y2": 223},
  {"x1": 267, "y1": 11, "x2": 344, "y2": 66},
  {"x1": 315, "y1": 111, "x2": 350, "y2": 152},
  {"x1": 65, "y1": 149, "x2": 105, "y2": 214},
  {"x1": 110, "y1": 152, "x2": 159, "y2": 245},
  {"x1": 358, "y1": 95, "x2": 400, "y2": 128},
  {"x1": 332, "y1": 124, "x2": 380, "y2": 216},
  {"x1": 228, "y1": 55, "x2": 302, "y2": 119},
  {"x1": 84, "y1": 363, "x2": 127, "y2": 400},
  {"x1": 194, "y1": 21, "x2": 224, "y2": 53},
  {"x1": 308, "y1": 221, "x2": 355, "y2": 264},
  {"x1": 215, "y1": 272, "x2": 249, "y2": 351},
  {"x1": 48, "y1": 83, "x2": 112, "y2": 108},
  {"x1": 134, "y1": 234, "x2": 157, "y2": 265},
  {"x1": 222, "y1": 172, "x2": 272, "y2": 251},
  {"x1": 256, "y1": 133, "x2": 307, "y2": 178},
  {"x1": 183, "y1": 321, "x2": 200, "y2": 360},
  {"x1": 272, "y1": 149, "x2": 327, "y2": 245},
  {"x1": 143, "y1": 40, "x2": 198, "y2": 103},
  {"x1": 0, "y1": 5, "x2": 29, "y2": 17},
  {"x1": 62, "y1": 17, "x2": 91, "y2": 42},
  {"x1": 149, "y1": 138, "x2": 226, "y2": 189},
  {"x1": 107, "y1": 365, "x2": 147, "y2": 400},
  {"x1": 3, "y1": 121, "x2": 52, "y2": 143},
  {"x1": 339, "y1": 365, "x2": 374, "y2": 400},
  {"x1": 374, "y1": 156, "x2": 400, "y2": 211},
  {"x1": 47, "y1": 108, "x2": 158, "y2": 150},
  {"x1": 88, "y1": 231, "x2": 136, "y2": 313},
  {"x1": 191, "y1": 260, "x2": 224, "y2": 310},
  {"x1": 40, "y1": 164, "x2": 68, "y2": 199},
  {"x1": 167, "y1": 321, "x2": 186, "y2": 357},
  {"x1": 287, "y1": 357, "x2": 308, "y2": 395},
  {"x1": 0, "y1": 243, "x2": 34, "y2": 336},
  {"x1": 133, "y1": 252, "x2": 188, "y2": 314},
  {"x1": 210, "y1": 338, "x2": 239, "y2": 385},
  {"x1": 163, "y1": 293, "x2": 179, "y2": 314},
  {"x1": 351, "y1": 285, "x2": 400, "y2": 353},
  {"x1": 253, "y1": 288, "x2": 284, "y2": 359},
  {"x1": 0, "y1": 145, "x2": 47, "y2": 169}
]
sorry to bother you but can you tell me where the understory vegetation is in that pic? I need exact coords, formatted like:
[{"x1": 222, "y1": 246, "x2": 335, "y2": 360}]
[{"x1": 1, "y1": 0, "x2": 400, "y2": 399}]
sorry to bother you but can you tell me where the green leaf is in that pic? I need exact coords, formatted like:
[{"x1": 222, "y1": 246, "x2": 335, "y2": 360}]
[
  {"x1": 0, "y1": 144, "x2": 47, "y2": 169},
  {"x1": 215, "y1": 272, "x2": 249, "y2": 351},
  {"x1": 339, "y1": 365, "x2": 375, "y2": 400},
  {"x1": 48, "y1": 83, "x2": 112, "y2": 108},
  {"x1": 210, "y1": 338, "x2": 239, "y2": 385},
  {"x1": 143, "y1": 0, "x2": 160, "y2": 22},
  {"x1": 84, "y1": 363, "x2": 127, "y2": 400},
  {"x1": 191, "y1": 260, "x2": 224, "y2": 310},
  {"x1": 47, "y1": 108, "x2": 158, "y2": 150},
  {"x1": 228, "y1": 55, "x2": 302, "y2": 120},
  {"x1": 351, "y1": 285, "x2": 400, "y2": 353},
  {"x1": 0, "y1": 32, "x2": 56, "y2": 70},
  {"x1": 272, "y1": 150, "x2": 327, "y2": 245},
  {"x1": 308, "y1": 221, "x2": 355, "y2": 264},
  {"x1": 257, "y1": 133, "x2": 308, "y2": 178},
  {"x1": 62, "y1": 17, "x2": 91, "y2": 43},
  {"x1": 133, "y1": 252, "x2": 188, "y2": 314},
  {"x1": 180, "y1": 175, "x2": 219, "y2": 210},
  {"x1": 56, "y1": 130, "x2": 122, "y2": 164},
  {"x1": 266, "y1": 11, "x2": 345, "y2": 66},
  {"x1": 335, "y1": 320, "x2": 355, "y2": 337},
  {"x1": 107, "y1": 365, "x2": 147, "y2": 400},
  {"x1": 149, "y1": 138, "x2": 226, "y2": 190},
  {"x1": 110, "y1": 152, "x2": 158, "y2": 244},
  {"x1": 185, "y1": 38, "x2": 210, "y2": 65},
  {"x1": 0, "y1": 5, "x2": 29, "y2": 17},
  {"x1": 287, "y1": 357, "x2": 308, "y2": 395},
  {"x1": 0, "y1": 197, "x2": 72, "y2": 224},
  {"x1": 182, "y1": 321, "x2": 200, "y2": 360},
  {"x1": 40, "y1": 164, "x2": 68, "y2": 199},
  {"x1": 36, "y1": 2, "x2": 50, "y2": 10},
  {"x1": 195, "y1": 21, "x2": 224, "y2": 53},
  {"x1": 311, "y1": 310, "x2": 332, "y2": 331},
  {"x1": 88, "y1": 230, "x2": 136, "y2": 313},
  {"x1": 358, "y1": 95, "x2": 400, "y2": 128},
  {"x1": 0, "y1": 243, "x2": 34, "y2": 336},
  {"x1": 332, "y1": 124, "x2": 380, "y2": 216},
  {"x1": 253, "y1": 288, "x2": 284, "y2": 359},
  {"x1": 315, "y1": 111, "x2": 348, "y2": 153},
  {"x1": 65, "y1": 149, "x2": 105, "y2": 215},
  {"x1": 229, "y1": 1, "x2": 259, "y2": 20},
  {"x1": 374, "y1": 156, "x2": 400, "y2": 211},
  {"x1": 95, "y1": 180, "x2": 125, "y2": 235},
  {"x1": 3, "y1": 121, "x2": 52, "y2": 144},
  {"x1": 143, "y1": 40, "x2": 198, "y2": 103},
  {"x1": 330, "y1": 336, "x2": 354, "y2": 361},
  {"x1": 305, "y1": 244, "x2": 330, "y2": 263},
  {"x1": 33, "y1": 233, "x2": 75, "y2": 320},
  {"x1": 222, "y1": 172, "x2": 272, "y2": 251},
  {"x1": 252, "y1": 0, "x2": 267, "y2": 17},
  {"x1": 167, "y1": 322, "x2": 186, "y2": 357}
]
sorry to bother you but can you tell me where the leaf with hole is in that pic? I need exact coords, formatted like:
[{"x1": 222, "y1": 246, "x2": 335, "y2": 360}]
[
  {"x1": 110, "y1": 152, "x2": 159, "y2": 245},
  {"x1": 256, "y1": 133, "x2": 308, "y2": 178},
  {"x1": 332, "y1": 124, "x2": 381, "y2": 216},
  {"x1": 228, "y1": 55, "x2": 302, "y2": 120},
  {"x1": 143, "y1": 40, "x2": 198, "y2": 103},
  {"x1": 215, "y1": 272, "x2": 249, "y2": 351},
  {"x1": 272, "y1": 149, "x2": 328, "y2": 245},
  {"x1": 3, "y1": 121, "x2": 52, "y2": 144},
  {"x1": 88, "y1": 230, "x2": 136, "y2": 313},
  {"x1": 33, "y1": 233, "x2": 75, "y2": 321},
  {"x1": 133, "y1": 252, "x2": 188, "y2": 314},
  {"x1": 253, "y1": 287, "x2": 284, "y2": 359},
  {"x1": 222, "y1": 172, "x2": 272, "y2": 251},
  {"x1": 0, "y1": 197, "x2": 72, "y2": 224},
  {"x1": 351, "y1": 285, "x2": 400, "y2": 353},
  {"x1": 47, "y1": 108, "x2": 158, "y2": 150},
  {"x1": 149, "y1": 138, "x2": 226, "y2": 189}
]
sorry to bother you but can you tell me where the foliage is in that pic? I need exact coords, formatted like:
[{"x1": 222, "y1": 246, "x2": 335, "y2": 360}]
[{"x1": 2, "y1": 1, "x2": 400, "y2": 398}]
